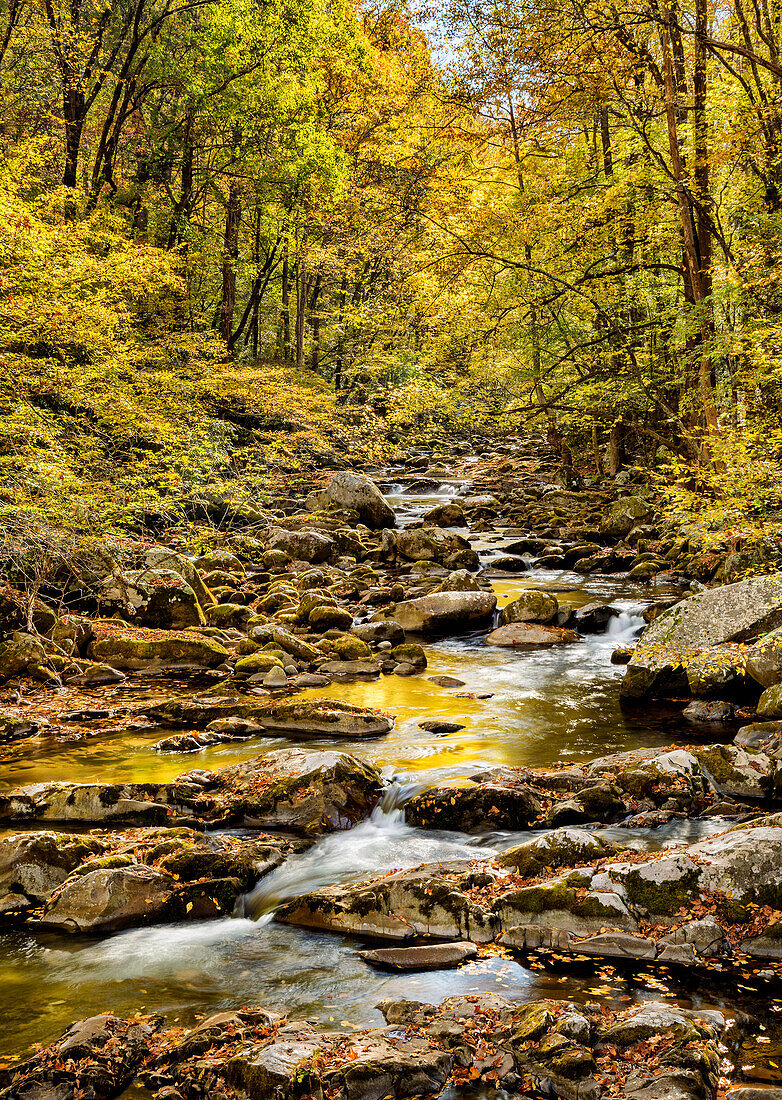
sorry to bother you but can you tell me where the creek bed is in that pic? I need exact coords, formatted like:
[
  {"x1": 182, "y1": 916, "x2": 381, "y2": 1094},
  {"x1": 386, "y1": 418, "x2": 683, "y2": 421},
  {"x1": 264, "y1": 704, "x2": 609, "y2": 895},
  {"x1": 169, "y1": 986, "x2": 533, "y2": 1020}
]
[{"x1": 0, "y1": 476, "x2": 764, "y2": 1063}]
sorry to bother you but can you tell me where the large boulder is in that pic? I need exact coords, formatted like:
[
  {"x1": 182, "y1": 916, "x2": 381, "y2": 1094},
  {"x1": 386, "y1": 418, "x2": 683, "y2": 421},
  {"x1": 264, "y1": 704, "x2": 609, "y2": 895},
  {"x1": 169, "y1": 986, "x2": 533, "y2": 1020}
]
[
  {"x1": 747, "y1": 626, "x2": 782, "y2": 688},
  {"x1": 276, "y1": 860, "x2": 502, "y2": 942},
  {"x1": 373, "y1": 591, "x2": 496, "y2": 634},
  {"x1": 393, "y1": 527, "x2": 478, "y2": 568},
  {"x1": 144, "y1": 547, "x2": 216, "y2": 608},
  {"x1": 0, "y1": 831, "x2": 107, "y2": 919},
  {"x1": 98, "y1": 569, "x2": 205, "y2": 629},
  {"x1": 0, "y1": 631, "x2": 52, "y2": 681},
  {"x1": 212, "y1": 748, "x2": 385, "y2": 833},
  {"x1": 267, "y1": 526, "x2": 335, "y2": 564},
  {"x1": 622, "y1": 574, "x2": 782, "y2": 700},
  {"x1": 600, "y1": 495, "x2": 654, "y2": 538},
  {"x1": 86, "y1": 621, "x2": 229, "y2": 670},
  {"x1": 324, "y1": 471, "x2": 395, "y2": 528}
]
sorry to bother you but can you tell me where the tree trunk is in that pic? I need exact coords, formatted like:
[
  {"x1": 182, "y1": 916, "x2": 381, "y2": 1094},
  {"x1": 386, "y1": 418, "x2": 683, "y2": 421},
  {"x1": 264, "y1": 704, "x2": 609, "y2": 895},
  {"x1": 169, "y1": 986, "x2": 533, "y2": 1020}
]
[
  {"x1": 295, "y1": 260, "x2": 306, "y2": 369},
  {"x1": 660, "y1": 2, "x2": 718, "y2": 433},
  {"x1": 599, "y1": 106, "x2": 613, "y2": 177},
  {"x1": 309, "y1": 272, "x2": 322, "y2": 372},
  {"x1": 280, "y1": 245, "x2": 291, "y2": 361},
  {"x1": 608, "y1": 419, "x2": 625, "y2": 476},
  {"x1": 167, "y1": 112, "x2": 195, "y2": 249},
  {"x1": 63, "y1": 87, "x2": 85, "y2": 188},
  {"x1": 220, "y1": 181, "x2": 241, "y2": 344}
]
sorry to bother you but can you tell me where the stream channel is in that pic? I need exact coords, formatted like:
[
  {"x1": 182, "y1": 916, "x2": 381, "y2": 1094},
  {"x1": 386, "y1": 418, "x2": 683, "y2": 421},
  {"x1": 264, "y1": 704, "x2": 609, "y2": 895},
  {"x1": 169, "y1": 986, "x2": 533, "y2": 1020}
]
[{"x1": 0, "y1": 474, "x2": 775, "y2": 1064}]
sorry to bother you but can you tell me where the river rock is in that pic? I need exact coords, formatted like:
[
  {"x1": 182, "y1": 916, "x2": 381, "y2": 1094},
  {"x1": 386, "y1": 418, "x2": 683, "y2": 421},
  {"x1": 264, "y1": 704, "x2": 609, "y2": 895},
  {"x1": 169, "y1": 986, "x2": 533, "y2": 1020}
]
[
  {"x1": 352, "y1": 619, "x2": 405, "y2": 645},
  {"x1": 746, "y1": 626, "x2": 782, "y2": 687},
  {"x1": 500, "y1": 590, "x2": 558, "y2": 625},
  {"x1": 0, "y1": 631, "x2": 52, "y2": 681},
  {"x1": 405, "y1": 782, "x2": 543, "y2": 831},
  {"x1": 0, "y1": 1013, "x2": 159, "y2": 1100},
  {"x1": 99, "y1": 568, "x2": 206, "y2": 629},
  {"x1": 211, "y1": 748, "x2": 385, "y2": 832},
  {"x1": 145, "y1": 547, "x2": 216, "y2": 608},
  {"x1": 374, "y1": 591, "x2": 496, "y2": 633},
  {"x1": 325, "y1": 470, "x2": 395, "y2": 528},
  {"x1": 600, "y1": 495, "x2": 654, "y2": 538},
  {"x1": 0, "y1": 748, "x2": 385, "y2": 834},
  {"x1": 267, "y1": 525, "x2": 335, "y2": 564},
  {"x1": 0, "y1": 831, "x2": 107, "y2": 919},
  {"x1": 435, "y1": 568, "x2": 482, "y2": 592},
  {"x1": 143, "y1": 696, "x2": 394, "y2": 737},
  {"x1": 497, "y1": 828, "x2": 617, "y2": 876},
  {"x1": 3, "y1": 994, "x2": 726, "y2": 1100},
  {"x1": 423, "y1": 502, "x2": 466, "y2": 526},
  {"x1": 574, "y1": 603, "x2": 619, "y2": 633},
  {"x1": 276, "y1": 859, "x2": 502, "y2": 941},
  {"x1": 685, "y1": 644, "x2": 748, "y2": 697},
  {"x1": 318, "y1": 658, "x2": 381, "y2": 680},
  {"x1": 87, "y1": 621, "x2": 229, "y2": 670},
  {"x1": 393, "y1": 526, "x2": 478, "y2": 568},
  {"x1": 623, "y1": 575, "x2": 782, "y2": 700},
  {"x1": 485, "y1": 623, "x2": 579, "y2": 647},
  {"x1": 359, "y1": 941, "x2": 478, "y2": 971},
  {"x1": 36, "y1": 828, "x2": 290, "y2": 934}
]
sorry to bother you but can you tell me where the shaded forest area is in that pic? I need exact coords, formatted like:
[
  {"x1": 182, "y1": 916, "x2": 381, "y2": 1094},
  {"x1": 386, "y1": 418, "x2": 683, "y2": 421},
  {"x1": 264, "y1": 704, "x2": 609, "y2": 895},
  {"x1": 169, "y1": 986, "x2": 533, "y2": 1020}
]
[{"x1": 1, "y1": 0, "x2": 782, "y2": 550}]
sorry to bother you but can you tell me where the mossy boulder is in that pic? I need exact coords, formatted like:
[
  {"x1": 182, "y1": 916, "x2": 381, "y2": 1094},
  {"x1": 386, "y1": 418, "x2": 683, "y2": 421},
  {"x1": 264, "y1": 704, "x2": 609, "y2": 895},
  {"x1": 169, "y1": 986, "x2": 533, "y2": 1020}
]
[
  {"x1": 0, "y1": 632, "x2": 52, "y2": 681},
  {"x1": 308, "y1": 605, "x2": 353, "y2": 632},
  {"x1": 747, "y1": 626, "x2": 782, "y2": 688},
  {"x1": 390, "y1": 643, "x2": 427, "y2": 668},
  {"x1": 205, "y1": 603, "x2": 253, "y2": 628},
  {"x1": 500, "y1": 590, "x2": 558, "y2": 625},
  {"x1": 332, "y1": 634, "x2": 372, "y2": 661},
  {"x1": 758, "y1": 683, "x2": 782, "y2": 717},
  {"x1": 497, "y1": 828, "x2": 616, "y2": 876},
  {"x1": 232, "y1": 652, "x2": 285, "y2": 678},
  {"x1": 87, "y1": 622, "x2": 229, "y2": 670}
]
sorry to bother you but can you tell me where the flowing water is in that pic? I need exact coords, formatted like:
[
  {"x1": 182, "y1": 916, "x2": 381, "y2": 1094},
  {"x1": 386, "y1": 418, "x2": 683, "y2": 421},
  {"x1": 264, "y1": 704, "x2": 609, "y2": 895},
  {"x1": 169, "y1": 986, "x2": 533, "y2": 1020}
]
[{"x1": 0, "y1": 476, "x2": 754, "y2": 1060}]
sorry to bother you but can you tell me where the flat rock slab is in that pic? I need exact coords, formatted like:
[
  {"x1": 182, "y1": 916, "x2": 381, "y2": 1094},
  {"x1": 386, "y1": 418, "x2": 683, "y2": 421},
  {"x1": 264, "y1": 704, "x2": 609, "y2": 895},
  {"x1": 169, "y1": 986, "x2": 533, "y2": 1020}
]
[
  {"x1": 485, "y1": 623, "x2": 580, "y2": 647},
  {"x1": 142, "y1": 696, "x2": 394, "y2": 737},
  {"x1": 0, "y1": 748, "x2": 385, "y2": 835},
  {"x1": 359, "y1": 942, "x2": 478, "y2": 971}
]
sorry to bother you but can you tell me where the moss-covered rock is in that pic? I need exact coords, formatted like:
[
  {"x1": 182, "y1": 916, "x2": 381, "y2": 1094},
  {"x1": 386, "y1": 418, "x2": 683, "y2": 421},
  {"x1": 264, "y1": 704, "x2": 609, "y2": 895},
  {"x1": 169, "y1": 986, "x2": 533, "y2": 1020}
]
[
  {"x1": 232, "y1": 652, "x2": 284, "y2": 678},
  {"x1": 87, "y1": 621, "x2": 229, "y2": 669},
  {"x1": 500, "y1": 591, "x2": 558, "y2": 625}
]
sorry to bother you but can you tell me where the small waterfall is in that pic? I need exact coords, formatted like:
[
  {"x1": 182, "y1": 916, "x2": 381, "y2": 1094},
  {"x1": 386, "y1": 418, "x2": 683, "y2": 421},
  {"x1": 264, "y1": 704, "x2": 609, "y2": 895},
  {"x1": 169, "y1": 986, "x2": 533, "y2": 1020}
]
[
  {"x1": 605, "y1": 605, "x2": 646, "y2": 643},
  {"x1": 242, "y1": 779, "x2": 491, "y2": 920}
]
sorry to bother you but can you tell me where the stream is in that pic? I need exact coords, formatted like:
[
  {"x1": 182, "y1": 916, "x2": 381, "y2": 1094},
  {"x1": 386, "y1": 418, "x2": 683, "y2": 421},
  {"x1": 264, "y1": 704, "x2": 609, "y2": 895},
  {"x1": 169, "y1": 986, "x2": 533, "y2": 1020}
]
[{"x1": 0, "y1": 474, "x2": 759, "y2": 1061}]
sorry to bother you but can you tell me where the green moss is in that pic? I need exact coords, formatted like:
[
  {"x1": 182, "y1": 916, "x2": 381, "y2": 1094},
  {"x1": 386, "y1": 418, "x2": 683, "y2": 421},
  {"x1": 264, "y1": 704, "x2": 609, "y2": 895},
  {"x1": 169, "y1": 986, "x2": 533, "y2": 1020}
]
[{"x1": 621, "y1": 867, "x2": 700, "y2": 915}]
